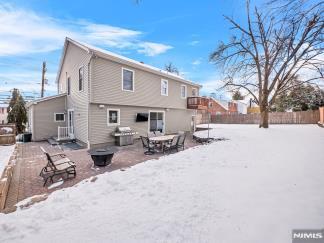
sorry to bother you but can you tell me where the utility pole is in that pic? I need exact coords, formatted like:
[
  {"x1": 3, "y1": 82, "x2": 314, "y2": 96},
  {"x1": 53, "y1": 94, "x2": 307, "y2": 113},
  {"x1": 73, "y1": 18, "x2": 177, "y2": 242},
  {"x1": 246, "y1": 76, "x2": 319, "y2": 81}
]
[{"x1": 41, "y1": 61, "x2": 46, "y2": 98}]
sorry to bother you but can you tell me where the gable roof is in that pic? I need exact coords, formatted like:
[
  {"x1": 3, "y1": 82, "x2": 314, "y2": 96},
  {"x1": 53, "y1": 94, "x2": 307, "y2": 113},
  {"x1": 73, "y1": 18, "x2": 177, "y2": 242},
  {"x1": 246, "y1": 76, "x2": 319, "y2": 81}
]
[
  {"x1": 56, "y1": 37, "x2": 202, "y2": 88},
  {"x1": 210, "y1": 98, "x2": 228, "y2": 110}
]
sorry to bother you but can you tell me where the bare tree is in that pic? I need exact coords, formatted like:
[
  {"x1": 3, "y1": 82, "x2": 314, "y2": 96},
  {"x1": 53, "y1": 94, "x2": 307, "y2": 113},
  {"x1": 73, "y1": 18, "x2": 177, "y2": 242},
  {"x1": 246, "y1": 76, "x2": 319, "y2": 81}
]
[
  {"x1": 165, "y1": 62, "x2": 180, "y2": 75},
  {"x1": 210, "y1": 0, "x2": 323, "y2": 128}
]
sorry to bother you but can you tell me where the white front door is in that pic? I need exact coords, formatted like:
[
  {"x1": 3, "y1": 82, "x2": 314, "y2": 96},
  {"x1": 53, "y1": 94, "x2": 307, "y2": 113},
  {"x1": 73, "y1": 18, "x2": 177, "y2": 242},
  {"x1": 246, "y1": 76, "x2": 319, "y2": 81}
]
[
  {"x1": 68, "y1": 109, "x2": 74, "y2": 138},
  {"x1": 149, "y1": 111, "x2": 165, "y2": 133}
]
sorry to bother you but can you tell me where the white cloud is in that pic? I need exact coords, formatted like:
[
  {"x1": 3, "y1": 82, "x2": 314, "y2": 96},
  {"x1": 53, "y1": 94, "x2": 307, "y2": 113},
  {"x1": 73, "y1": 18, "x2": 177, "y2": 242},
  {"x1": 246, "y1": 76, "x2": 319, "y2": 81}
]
[
  {"x1": 137, "y1": 42, "x2": 173, "y2": 56},
  {"x1": 0, "y1": 4, "x2": 173, "y2": 57},
  {"x1": 0, "y1": 71, "x2": 58, "y2": 93},
  {"x1": 189, "y1": 40, "x2": 199, "y2": 46},
  {"x1": 192, "y1": 59, "x2": 201, "y2": 65}
]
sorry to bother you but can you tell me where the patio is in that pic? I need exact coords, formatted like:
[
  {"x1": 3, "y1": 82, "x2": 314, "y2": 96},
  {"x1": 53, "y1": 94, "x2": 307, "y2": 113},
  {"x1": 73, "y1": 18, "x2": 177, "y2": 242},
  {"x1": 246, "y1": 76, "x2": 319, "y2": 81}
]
[{"x1": 4, "y1": 135, "x2": 198, "y2": 212}]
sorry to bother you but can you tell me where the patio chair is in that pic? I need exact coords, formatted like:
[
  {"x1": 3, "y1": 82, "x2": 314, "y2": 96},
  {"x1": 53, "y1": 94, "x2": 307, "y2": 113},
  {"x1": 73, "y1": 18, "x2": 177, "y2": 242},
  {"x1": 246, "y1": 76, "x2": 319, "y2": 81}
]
[
  {"x1": 163, "y1": 135, "x2": 180, "y2": 154},
  {"x1": 177, "y1": 133, "x2": 186, "y2": 151},
  {"x1": 39, "y1": 147, "x2": 76, "y2": 186},
  {"x1": 140, "y1": 136, "x2": 156, "y2": 155}
]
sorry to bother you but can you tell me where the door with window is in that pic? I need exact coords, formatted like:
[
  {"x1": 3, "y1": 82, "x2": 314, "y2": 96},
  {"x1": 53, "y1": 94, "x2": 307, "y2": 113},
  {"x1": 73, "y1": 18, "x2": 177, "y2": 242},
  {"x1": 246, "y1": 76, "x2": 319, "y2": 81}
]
[
  {"x1": 149, "y1": 111, "x2": 164, "y2": 133},
  {"x1": 68, "y1": 109, "x2": 74, "y2": 138}
]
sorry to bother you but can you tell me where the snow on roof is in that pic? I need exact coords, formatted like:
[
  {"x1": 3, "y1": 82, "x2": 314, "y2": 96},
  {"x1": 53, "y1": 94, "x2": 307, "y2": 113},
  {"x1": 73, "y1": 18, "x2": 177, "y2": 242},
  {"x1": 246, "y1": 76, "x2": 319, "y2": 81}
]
[
  {"x1": 26, "y1": 93, "x2": 66, "y2": 107},
  {"x1": 0, "y1": 103, "x2": 9, "y2": 108},
  {"x1": 60, "y1": 37, "x2": 201, "y2": 88},
  {"x1": 210, "y1": 98, "x2": 228, "y2": 110}
]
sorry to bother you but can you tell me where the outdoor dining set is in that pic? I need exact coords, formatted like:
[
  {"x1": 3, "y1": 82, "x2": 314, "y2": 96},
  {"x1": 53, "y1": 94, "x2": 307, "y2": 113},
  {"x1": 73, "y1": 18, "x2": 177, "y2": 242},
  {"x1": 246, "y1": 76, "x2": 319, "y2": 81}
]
[{"x1": 140, "y1": 131, "x2": 186, "y2": 155}]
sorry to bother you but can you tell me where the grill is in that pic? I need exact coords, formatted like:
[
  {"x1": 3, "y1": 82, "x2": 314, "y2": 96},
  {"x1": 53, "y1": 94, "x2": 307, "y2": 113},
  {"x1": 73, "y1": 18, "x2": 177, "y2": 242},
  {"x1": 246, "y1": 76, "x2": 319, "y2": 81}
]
[{"x1": 112, "y1": 126, "x2": 138, "y2": 146}]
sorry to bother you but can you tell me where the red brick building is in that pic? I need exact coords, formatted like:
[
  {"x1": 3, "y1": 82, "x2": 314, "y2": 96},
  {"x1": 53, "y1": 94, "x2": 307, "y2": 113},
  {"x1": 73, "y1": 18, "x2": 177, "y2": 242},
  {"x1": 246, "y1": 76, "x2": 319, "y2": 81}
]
[{"x1": 207, "y1": 98, "x2": 238, "y2": 115}]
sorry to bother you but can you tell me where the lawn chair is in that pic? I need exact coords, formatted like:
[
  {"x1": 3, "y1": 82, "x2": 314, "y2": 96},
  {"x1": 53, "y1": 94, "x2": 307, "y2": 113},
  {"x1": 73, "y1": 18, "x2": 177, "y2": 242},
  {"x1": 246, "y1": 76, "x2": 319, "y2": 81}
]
[
  {"x1": 140, "y1": 136, "x2": 156, "y2": 155},
  {"x1": 163, "y1": 135, "x2": 180, "y2": 154},
  {"x1": 39, "y1": 147, "x2": 76, "y2": 186},
  {"x1": 177, "y1": 133, "x2": 186, "y2": 151}
]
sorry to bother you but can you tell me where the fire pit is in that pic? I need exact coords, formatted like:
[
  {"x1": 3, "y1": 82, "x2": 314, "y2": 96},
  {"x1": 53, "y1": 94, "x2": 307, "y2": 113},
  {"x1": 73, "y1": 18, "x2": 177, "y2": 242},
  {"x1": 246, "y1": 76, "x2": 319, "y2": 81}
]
[{"x1": 88, "y1": 147, "x2": 118, "y2": 166}]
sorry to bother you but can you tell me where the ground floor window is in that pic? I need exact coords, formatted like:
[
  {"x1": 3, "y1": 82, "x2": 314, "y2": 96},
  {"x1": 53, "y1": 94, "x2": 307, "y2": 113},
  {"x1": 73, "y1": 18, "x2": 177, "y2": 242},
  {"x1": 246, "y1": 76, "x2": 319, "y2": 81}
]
[
  {"x1": 54, "y1": 113, "x2": 65, "y2": 122},
  {"x1": 107, "y1": 109, "x2": 120, "y2": 126}
]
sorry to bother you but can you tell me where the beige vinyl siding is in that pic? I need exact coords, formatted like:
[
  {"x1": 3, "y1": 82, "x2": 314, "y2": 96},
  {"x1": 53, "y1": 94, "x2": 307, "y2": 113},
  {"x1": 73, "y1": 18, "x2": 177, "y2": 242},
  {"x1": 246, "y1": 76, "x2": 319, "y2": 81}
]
[
  {"x1": 58, "y1": 42, "x2": 92, "y2": 144},
  {"x1": 88, "y1": 104, "x2": 194, "y2": 147},
  {"x1": 164, "y1": 109, "x2": 194, "y2": 133},
  {"x1": 30, "y1": 96, "x2": 66, "y2": 141},
  {"x1": 91, "y1": 57, "x2": 199, "y2": 109}
]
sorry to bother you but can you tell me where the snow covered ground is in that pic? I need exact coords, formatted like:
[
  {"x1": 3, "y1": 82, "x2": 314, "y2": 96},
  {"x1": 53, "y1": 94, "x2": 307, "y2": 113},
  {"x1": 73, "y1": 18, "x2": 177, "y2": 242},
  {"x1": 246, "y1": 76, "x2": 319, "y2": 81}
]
[
  {"x1": 1, "y1": 125, "x2": 324, "y2": 243},
  {"x1": 0, "y1": 145, "x2": 15, "y2": 175}
]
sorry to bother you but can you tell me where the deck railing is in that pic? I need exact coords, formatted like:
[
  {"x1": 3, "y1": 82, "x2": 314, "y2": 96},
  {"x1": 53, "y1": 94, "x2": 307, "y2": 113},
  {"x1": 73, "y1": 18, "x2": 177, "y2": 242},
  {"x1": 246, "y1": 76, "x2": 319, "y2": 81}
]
[
  {"x1": 57, "y1": 126, "x2": 71, "y2": 141},
  {"x1": 187, "y1": 97, "x2": 209, "y2": 110}
]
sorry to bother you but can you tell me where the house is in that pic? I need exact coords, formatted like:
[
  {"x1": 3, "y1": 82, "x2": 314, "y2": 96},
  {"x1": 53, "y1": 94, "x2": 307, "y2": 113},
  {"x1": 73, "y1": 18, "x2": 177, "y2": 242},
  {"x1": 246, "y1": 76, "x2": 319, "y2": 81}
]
[
  {"x1": 205, "y1": 98, "x2": 239, "y2": 115},
  {"x1": 232, "y1": 100, "x2": 248, "y2": 114},
  {"x1": 0, "y1": 104, "x2": 9, "y2": 124},
  {"x1": 27, "y1": 38, "x2": 201, "y2": 148}
]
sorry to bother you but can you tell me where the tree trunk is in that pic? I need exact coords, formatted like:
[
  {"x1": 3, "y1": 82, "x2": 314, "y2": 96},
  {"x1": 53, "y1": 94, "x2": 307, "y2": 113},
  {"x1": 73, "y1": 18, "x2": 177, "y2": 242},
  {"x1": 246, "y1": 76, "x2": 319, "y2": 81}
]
[{"x1": 259, "y1": 105, "x2": 269, "y2": 128}]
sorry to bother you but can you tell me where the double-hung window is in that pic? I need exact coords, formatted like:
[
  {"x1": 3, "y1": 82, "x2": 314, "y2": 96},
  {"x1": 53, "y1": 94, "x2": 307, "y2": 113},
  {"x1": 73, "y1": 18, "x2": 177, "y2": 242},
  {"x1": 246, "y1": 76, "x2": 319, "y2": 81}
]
[
  {"x1": 122, "y1": 68, "x2": 134, "y2": 91},
  {"x1": 78, "y1": 67, "x2": 84, "y2": 91},
  {"x1": 192, "y1": 88, "x2": 197, "y2": 96},
  {"x1": 161, "y1": 79, "x2": 168, "y2": 96},
  {"x1": 180, "y1": 85, "x2": 187, "y2": 99},
  {"x1": 107, "y1": 109, "x2": 120, "y2": 126}
]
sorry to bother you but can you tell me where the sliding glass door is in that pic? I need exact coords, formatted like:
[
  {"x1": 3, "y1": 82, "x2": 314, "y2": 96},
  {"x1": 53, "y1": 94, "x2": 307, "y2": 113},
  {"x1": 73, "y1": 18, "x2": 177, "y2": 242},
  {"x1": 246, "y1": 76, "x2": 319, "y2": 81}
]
[{"x1": 149, "y1": 111, "x2": 164, "y2": 133}]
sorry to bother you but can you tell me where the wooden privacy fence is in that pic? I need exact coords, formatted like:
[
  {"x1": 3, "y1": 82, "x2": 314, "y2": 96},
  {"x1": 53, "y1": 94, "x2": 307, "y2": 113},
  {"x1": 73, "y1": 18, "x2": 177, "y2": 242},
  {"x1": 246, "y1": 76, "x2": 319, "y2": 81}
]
[{"x1": 208, "y1": 110, "x2": 320, "y2": 124}]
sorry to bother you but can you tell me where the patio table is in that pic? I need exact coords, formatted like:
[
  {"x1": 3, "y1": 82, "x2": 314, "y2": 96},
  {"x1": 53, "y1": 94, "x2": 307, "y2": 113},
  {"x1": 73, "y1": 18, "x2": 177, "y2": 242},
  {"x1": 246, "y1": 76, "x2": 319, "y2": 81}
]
[{"x1": 149, "y1": 134, "x2": 176, "y2": 153}]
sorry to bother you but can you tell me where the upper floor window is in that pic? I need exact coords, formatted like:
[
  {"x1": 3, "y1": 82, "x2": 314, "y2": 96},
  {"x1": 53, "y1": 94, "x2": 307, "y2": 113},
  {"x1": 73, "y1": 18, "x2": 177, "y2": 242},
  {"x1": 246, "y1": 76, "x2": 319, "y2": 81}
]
[
  {"x1": 192, "y1": 88, "x2": 198, "y2": 96},
  {"x1": 107, "y1": 109, "x2": 120, "y2": 126},
  {"x1": 79, "y1": 67, "x2": 84, "y2": 91},
  {"x1": 180, "y1": 85, "x2": 187, "y2": 99},
  {"x1": 122, "y1": 68, "x2": 134, "y2": 91},
  {"x1": 67, "y1": 77, "x2": 71, "y2": 95},
  {"x1": 161, "y1": 79, "x2": 168, "y2": 96}
]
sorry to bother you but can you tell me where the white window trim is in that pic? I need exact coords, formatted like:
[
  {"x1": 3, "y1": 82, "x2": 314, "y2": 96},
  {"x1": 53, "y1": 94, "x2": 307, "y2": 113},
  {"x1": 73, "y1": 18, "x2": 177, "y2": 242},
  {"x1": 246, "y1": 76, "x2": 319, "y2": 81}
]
[
  {"x1": 78, "y1": 66, "x2": 84, "y2": 92},
  {"x1": 148, "y1": 110, "x2": 165, "y2": 134},
  {"x1": 192, "y1": 88, "x2": 198, "y2": 97},
  {"x1": 107, "y1": 108, "x2": 120, "y2": 126},
  {"x1": 161, "y1": 79, "x2": 168, "y2": 96},
  {"x1": 180, "y1": 85, "x2": 187, "y2": 99},
  {"x1": 121, "y1": 67, "x2": 135, "y2": 92},
  {"x1": 54, "y1": 113, "x2": 65, "y2": 122}
]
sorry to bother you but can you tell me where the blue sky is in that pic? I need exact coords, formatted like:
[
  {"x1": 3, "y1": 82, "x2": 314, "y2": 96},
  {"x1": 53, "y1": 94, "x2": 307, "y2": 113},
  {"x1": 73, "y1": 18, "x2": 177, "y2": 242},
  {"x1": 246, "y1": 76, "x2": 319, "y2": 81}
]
[{"x1": 0, "y1": 0, "x2": 263, "y2": 100}]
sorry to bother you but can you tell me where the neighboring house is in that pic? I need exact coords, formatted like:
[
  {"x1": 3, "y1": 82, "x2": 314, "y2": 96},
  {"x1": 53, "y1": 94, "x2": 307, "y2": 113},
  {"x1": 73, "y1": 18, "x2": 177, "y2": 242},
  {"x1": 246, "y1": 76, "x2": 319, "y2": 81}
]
[
  {"x1": 232, "y1": 100, "x2": 248, "y2": 114},
  {"x1": 207, "y1": 98, "x2": 238, "y2": 115},
  {"x1": 27, "y1": 38, "x2": 201, "y2": 148},
  {"x1": 0, "y1": 104, "x2": 9, "y2": 124}
]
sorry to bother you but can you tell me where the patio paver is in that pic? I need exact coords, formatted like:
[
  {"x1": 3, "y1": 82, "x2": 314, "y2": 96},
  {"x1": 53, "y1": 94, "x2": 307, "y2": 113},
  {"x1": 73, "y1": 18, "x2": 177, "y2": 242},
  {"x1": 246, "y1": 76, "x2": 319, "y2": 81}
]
[{"x1": 4, "y1": 136, "x2": 198, "y2": 211}]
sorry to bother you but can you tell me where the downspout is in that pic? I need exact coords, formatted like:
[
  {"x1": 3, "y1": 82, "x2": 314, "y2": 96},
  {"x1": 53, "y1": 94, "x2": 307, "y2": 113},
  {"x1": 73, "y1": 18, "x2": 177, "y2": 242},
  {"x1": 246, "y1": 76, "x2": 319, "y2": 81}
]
[{"x1": 87, "y1": 52, "x2": 95, "y2": 149}]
